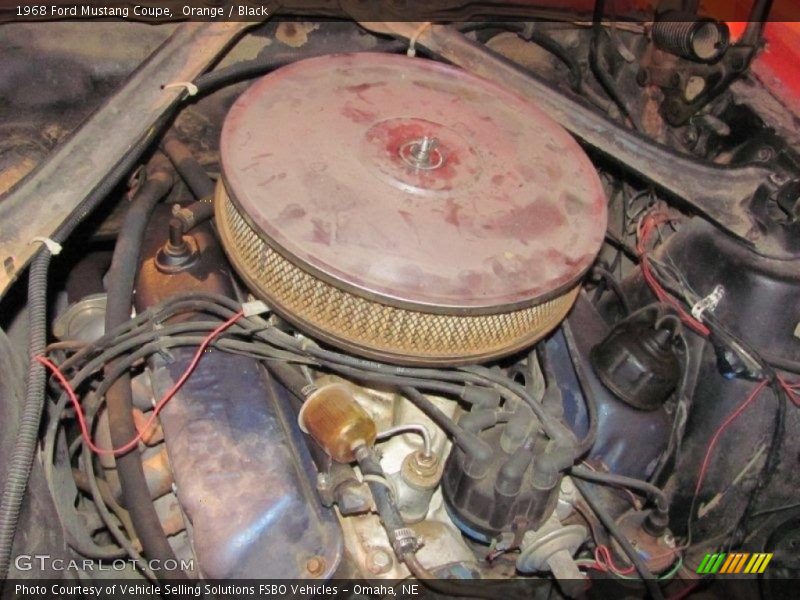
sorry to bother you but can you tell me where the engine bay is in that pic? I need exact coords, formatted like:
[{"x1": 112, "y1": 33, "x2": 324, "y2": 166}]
[{"x1": 1, "y1": 6, "x2": 799, "y2": 599}]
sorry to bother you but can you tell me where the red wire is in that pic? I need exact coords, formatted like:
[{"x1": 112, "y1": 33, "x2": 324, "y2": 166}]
[
  {"x1": 778, "y1": 375, "x2": 800, "y2": 406},
  {"x1": 596, "y1": 544, "x2": 637, "y2": 575},
  {"x1": 636, "y1": 212, "x2": 710, "y2": 337},
  {"x1": 36, "y1": 310, "x2": 244, "y2": 456},
  {"x1": 637, "y1": 214, "x2": 800, "y2": 400},
  {"x1": 675, "y1": 379, "x2": 797, "y2": 599},
  {"x1": 693, "y1": 379, "x2": 769, "y2": 497}
]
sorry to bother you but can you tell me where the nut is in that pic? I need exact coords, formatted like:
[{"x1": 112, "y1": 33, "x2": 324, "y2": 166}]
[
  {"x1": 316, "y1": 473, "x2": 331, "y2": 491},
  {"x1": 305, "y1": 556, "x2": 326, "y2": 576},
  {"x1": 401, "y1": 450, "x2": 441, "y2": 489}
]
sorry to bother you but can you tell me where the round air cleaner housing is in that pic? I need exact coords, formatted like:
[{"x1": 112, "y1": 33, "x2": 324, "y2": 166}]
[{"x1": 216, "y1": 53, "x2": 607, "y2": 365}]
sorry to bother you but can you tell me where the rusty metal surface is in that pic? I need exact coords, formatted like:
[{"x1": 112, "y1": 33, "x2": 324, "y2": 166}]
[
  {"x1": 0, "y1": 21, "x2": 255, "y2": 299},
  {"x1": 221, "y1": 52, "x2": 606, "y2": 311},
  {"x1": 359, "y1": 24, "x2": 792, "y2": 258}
]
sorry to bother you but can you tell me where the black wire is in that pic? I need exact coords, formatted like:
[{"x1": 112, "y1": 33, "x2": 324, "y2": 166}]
[
  {"x1": 78, "y1": 415, "x2": 156, "y2": 580},
  {"x1": 317, "y1": 363, "x2": 468, "y2": 399},
  {"x1": 194, "y1": 56, "x2": 296, "y2": 94},
  {"x1": 639, "y1": 228, "x2": 792, "y2": 552},
  {"x1": 526, "y1": 29, "x2": 583, "y2": 92},
  {"x1": 0, "y1": 103, "x2": 176, "y2": 580},
  {"x1": 56, "y1": 292, "x2": 245, "y2": 371},
  {"x1": 650, "y1": 332, "x2": 692, "y2": 484},
  {"x1": 399, "y1": 386, "x2": 491, "y2": 459},
  {"x1": 571, "y1": 465, "x2": 669, "y2": 515},
  {"x1": 592, "y1": 266, "x2": 632, "y2": 314},
  {"x1": 400, "y1": 386, "x2": 466, "y2": 442},
  {"x1": 573, "y1": 478, "x2": 665, "y2": 600},
  {"x1": 64, "y1": 325, "x2": 297, "y2": 395},
  {"x1": 760, "y1": 353, "x2": 800, "y2": 376},
  {"x1": 459, "y1": 364, "x2": 570, "y2": 444},
  {"x1": 604, "y1": 229, "x2": 639, "y2": 262},
  {"x1": 260, "y1": 325, "x2": 572, "y2": 445},
  {"x1": 192, "y1": 41, "x2": 407, "y2": 95},
  {"x1": 750, "y1": 501, "x2": 800, "y2": 518},
  {"x1": 57, "y1": 291, "x2": 574, "y2": 454},
  {"x1": 59, "y1": 296, "x2": 253, "y2": 373},
  {"x1": 611, "y1": 182, "x2": 627, "y2": 275},
  {"x1": 42, "y1": 408, "x2": 126, "y2": 561},
  {"x1": 49, "y1": 295, "x2": 531, "y2": 468}
]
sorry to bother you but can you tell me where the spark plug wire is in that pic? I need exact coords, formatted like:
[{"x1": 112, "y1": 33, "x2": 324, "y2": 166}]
[{"x1": 35, "y1": 311, "x2": 243, "y2": 456}]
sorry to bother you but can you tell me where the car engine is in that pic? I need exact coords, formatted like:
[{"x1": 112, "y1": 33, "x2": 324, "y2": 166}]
[{"x1": 1, "y1": 4, "x2": 799, "y2": 599}]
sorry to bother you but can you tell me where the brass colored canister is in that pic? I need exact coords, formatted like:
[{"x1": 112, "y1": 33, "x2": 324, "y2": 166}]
[{"x1": 298, "y1": 384, "x2": 377, "y2": 463}]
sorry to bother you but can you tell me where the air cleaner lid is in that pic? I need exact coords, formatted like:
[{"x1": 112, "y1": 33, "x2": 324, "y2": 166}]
[{"x1": 221, "y1": 53, "x2": 606, "y2": 312}]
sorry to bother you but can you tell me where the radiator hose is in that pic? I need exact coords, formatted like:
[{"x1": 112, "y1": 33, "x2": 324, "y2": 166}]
[{"x1": 103, "y1": 154, "x2": 187, "y2": 579}]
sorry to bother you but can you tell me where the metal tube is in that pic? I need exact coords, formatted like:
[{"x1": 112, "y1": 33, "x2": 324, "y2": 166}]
[{"x1": 376, "y1": 424, "x2": 433, "y2": 458}]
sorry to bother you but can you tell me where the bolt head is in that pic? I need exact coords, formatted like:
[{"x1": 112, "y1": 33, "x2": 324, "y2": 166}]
[{"x1": 367, "y1": 549, "x2": 394, "y2": 574}]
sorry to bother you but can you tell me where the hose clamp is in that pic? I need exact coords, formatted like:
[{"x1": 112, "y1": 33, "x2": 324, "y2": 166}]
[{"x1": 392, "y1": 527, "x2": 420, "y2": 555}]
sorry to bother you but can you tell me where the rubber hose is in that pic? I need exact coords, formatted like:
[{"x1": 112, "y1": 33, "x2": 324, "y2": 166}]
[
  {"x1": 357, "y1": 447, "x2": 503, "y2": 600},
  {"x1": 2, "y1": 36, "x2": 413, "y2": 575},
  {"x1": 192, "y1": 41, "x2": 406, "y2": 95},
  {"x1": 356, "y1": 448, "x2": 407, "y2": 536},
  {"x1": 161, "y1": 135, "x2": 216, "y2": 238},
  {"x1": 162, "y1": 134, "x2": 215, "y2": 199},
  {"x1": 0, "y1": 120, "x2": 169, "y2": 579},
  {"x1": 589, "y1": 0, "x2": 641, "y2": 131},
  {"x1": 458, "y1": 22, "x2": 582, "y2": 92},
  {"x1": 103, "y1": 155, "x2": 186, "y2": 579},
  {"x1": 526, "y1": 30, "x2": 582, "y2": 92},
  {"x1": 265, "y1": 361, "x2": 314, "y2": 399}
]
